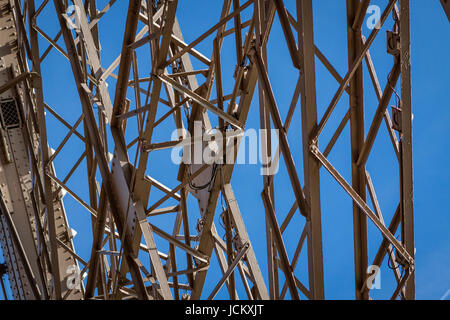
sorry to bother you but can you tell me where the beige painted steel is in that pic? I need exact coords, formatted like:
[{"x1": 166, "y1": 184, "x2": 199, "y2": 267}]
[
  {"x1": 0, "y1": 0, "x2": 416, "y2": 300},
  {"x1": 0, "y1": 0, "x2": 82, "y2": 300}
]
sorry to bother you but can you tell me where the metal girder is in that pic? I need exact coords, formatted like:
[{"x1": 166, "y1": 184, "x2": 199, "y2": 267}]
[
  {"x1": 346, "y1": 0, "x2": 369, "y2": 300},
  {"x1": 0, "y1": 0, "x2": 418, "y2": 300}
]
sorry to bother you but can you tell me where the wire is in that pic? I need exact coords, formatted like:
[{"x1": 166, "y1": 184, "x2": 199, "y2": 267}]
[
  {"x1": 387, "y1": 234, "x2": 403, "y2": 271},
  {"x1": 188, "y1": 162, "x2": 218, "y2": 191}
]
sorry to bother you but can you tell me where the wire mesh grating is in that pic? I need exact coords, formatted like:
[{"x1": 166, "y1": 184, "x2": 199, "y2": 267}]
[{"x1": 0, "y1": 99, "x2": 21, "y2": 129}]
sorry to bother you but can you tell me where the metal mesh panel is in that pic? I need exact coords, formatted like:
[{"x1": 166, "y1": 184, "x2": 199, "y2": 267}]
[{"x1": 0, "y1": 99, "x2": 21, "y2": 129}]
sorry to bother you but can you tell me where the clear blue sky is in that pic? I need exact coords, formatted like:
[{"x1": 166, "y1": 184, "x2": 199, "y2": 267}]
[{"x1": 1, "y1": 0, "x2": 449, "y2": 300}]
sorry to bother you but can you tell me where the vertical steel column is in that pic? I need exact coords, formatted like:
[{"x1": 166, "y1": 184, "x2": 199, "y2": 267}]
[
  {"x1": 297, "y1": 0, "x2": 325, "y2": 300},
  {"x1": 27, "y1": 0, "x2": 62, "y2": 299},
  {"x1": 399, "y1": 0, "x2": 415, "y2": 300},
  {"x1": 256, "y1": 0, "x2": 277, "y2": 300},
  {"x1": 51, "y1": 0, "x2": 150, "y2": 299},
  {"x1": 346, "y1": 0, "x2": 369, "y2": 300}
]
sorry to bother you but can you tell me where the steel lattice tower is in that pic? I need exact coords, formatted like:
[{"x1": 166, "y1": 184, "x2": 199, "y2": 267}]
[{"x1": 0, "y1": 0, "x2": 421, "y2": 300}]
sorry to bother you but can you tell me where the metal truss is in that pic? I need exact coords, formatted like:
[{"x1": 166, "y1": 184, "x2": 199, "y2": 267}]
[{"x1": 0, "y1": 0, "x2": 417, "y2": 300}]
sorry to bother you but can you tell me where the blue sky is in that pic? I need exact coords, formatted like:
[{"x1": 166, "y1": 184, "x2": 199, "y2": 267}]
[{"x1": 1, "y1": 0, "x2": 449, "y2": 300}]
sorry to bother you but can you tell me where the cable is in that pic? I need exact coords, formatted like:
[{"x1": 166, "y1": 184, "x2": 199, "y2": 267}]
[
  {"x1": 188, "y1": 162, "x2": 218, "y2": 191},
  {"x1": 387, "y1": 246, "x2": 400, "y2": 271}
]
